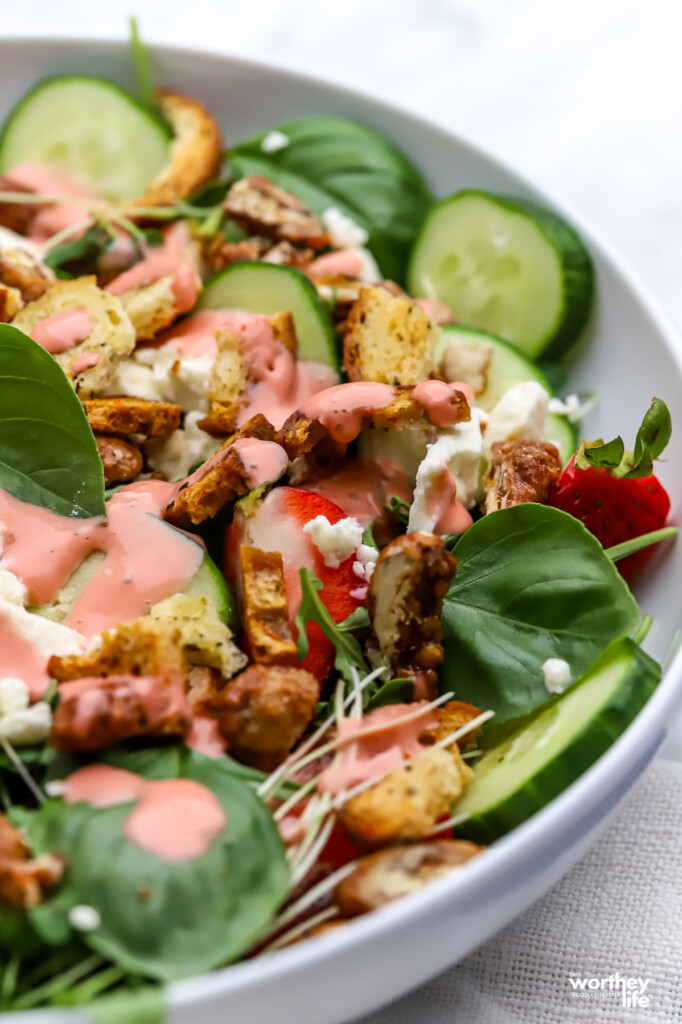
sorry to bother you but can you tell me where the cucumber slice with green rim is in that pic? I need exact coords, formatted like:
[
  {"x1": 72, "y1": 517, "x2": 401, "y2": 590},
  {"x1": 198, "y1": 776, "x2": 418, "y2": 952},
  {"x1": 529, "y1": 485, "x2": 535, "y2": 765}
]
[
  {"x1": 408, "y1": 189, "x2": 594, "y2": 360},
  {"x1": 453, "y1": 638, "x2": 661, "y2": 845},
  {"x1": 198, "y1": 262, "x2": 339, "y2": 371},
  {"x1": 0, "y1": 75, "x2": 171, "y2": 202},
  {"x1": 436, "y1": 324, "x2": 577, "y2": 462}
]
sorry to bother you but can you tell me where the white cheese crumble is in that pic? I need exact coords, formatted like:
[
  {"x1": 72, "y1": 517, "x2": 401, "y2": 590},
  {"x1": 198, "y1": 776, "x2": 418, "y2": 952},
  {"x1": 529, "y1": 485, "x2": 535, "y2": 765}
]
[
  {"x1": 408, "y1": 410, "x2": 485, "y2": 533},
  {"x1": 483, "y1": 381, "x2": 549, "y2": 458},
  {"x1": 543, "y1": 657, "x2": 572, "y2": 694},
  {"x1": 354, "y1": 247, "x2": 382, "y2": 282},
  {"x1": 0, "y1": 569, "x2": 27, "y2": 606},
  {"x1": 0, "y1": 677, "x2": 52, "y2": 745},
  {"x1": 0, "y1": 598, "x2": 84, "y2": 676},
  {"x1": 261, "y1": 130, "x2": 290, "y2": 153},
  {"x1": 321, "y1": 207, "x2": 369, "y2": 249},
  {"x1": 548, "y1": 393, "x2": 581, "y2": 418},
  {"x1": 146, "y1": 410, "x2": 221, "y2": 480},
  {"x1": 303, "y1": 515, "x2": 364, "y2": 568},
  {"x1": 352, "y1": 543, "x2": 378, "y2": 583},
  {"x1": 45, "y1": 779, "x2": 69, "y2": 798},
  {"x1": 68, "y1": 905, "x2": 101, "y2": 933},
  {"x1": 109, "y1": 345, "x2": 213, "y2": 412}
]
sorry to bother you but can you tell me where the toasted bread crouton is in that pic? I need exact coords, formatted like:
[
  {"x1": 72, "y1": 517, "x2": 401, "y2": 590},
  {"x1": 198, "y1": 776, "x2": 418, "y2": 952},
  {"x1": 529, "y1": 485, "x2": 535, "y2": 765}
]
[
  {"x1": 423, "y1": 701, "x2": 484, "y2": 751},
  {"x1": 225, "y1": 176, "x2": 329, "y2": 249},
  {"x1": 193, "y1": 663, "x2": 320, "y2": 770},
  {"x1": 51, "y1": 672, "x2": 192, "y2": 752},
  {"x1": 84, "y1": 396, "x2": 182, "y2": 437},
  {"x1": 277, "y1": 384, "x2": 471, "y2": 461},
  {"x1": 49, "y1": 618, "x2": 186, "y2": 682},
  {"x1": 12, "y1": 277, "x2": 135, "y2": 397},
  {"x1": 434, "y1": 337, "x2": 494, "y2": 397},
  {"x1": 148, "y1": 593, "x2": 247, "y2": 678},
  {"x1": 0, "y1": 247, "x2": 51, "y2": 303},
  {"x1": 118, "y1": 270, "x2": 203, "y2": 342},
  {"x1": 343, "y1": 287, "x2": 440, "y2": 386},
  {"x1": 132, "y1": 89, "x2": 222, "y2": 208},
  {"x1": 0, "y1": 283, "x2": 23, "y2": 322},
  {"x1": 0, "y1": 851, "x2": 63, "y2": 909},
  {"x1": 163, "y1": 416, "x2": 288, "y2": 527},
  {"x1": 240, "y1": 547, "x2": 297, "y2": 665},
  {"x1": 368, "y1": 533, "x2": 457, "y2": 701},
  {"x1": 95, "y1": 433, "x2": 143, "y2": 486},
  {"x1": 270, "y1": 310, "x2": 298, "y2": 356},
  {"x1": 482, "y1": 440, "x2": 562, "y2": 514},
  {"x1": 201, "y1": 235, "x2": 263, "y2": 278},
  {"x1": 339, "y1": 747, "x2": 470, "y2": 849},
  {"x1": 335, "y1": 839, "x2": 483, "y2": 917}
]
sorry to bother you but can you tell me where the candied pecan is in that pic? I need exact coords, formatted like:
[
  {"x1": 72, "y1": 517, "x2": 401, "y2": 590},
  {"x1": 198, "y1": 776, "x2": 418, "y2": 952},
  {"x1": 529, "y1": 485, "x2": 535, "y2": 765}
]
[
  {"x1": 367, "y1": 533, "x2": 457, "y2": 701},
  {"x1": 224, "y1": 176, "x2": 329, "y2": 249},
  {"x1": 0, "y1": 813, "x2": 28, "y2": 860},
  {"x1": 193, "y1": 663, "x2": 319, "y2": 771},
  {"x1": 482, "y1": 440, "x2": 562, "y2": 514},
  {"x1": 95, "y1": 433, "x2": 143, "y2": 486},
  {"x1": 240, "y1": 547, "x2": 297, "y2": 665},
  {"x1": 262, "y1": 240, "x2": 314, "y2": 270},
  {"x1": 0, "y1": 854, "x2": 63, "y2": 908},
  {"x1": 202, "y1": 235, "x2": 263, "y2": 277}
]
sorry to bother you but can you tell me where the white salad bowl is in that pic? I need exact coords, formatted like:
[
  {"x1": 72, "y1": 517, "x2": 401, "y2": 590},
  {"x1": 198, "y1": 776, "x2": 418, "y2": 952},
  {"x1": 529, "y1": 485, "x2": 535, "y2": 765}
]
[{"x1": 4, "y1": 36, "x2": 682, "y2": 1024}]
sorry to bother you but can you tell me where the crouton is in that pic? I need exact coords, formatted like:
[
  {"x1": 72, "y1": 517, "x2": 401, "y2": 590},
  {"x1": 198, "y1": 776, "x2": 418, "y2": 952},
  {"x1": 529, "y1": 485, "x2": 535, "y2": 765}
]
[
  {"x1": 147, "y1": 592, "x2": 247, "y2": 678},
  {"x1": 201, "y1": 235, "x2": 263, "y2": 278},
  {"x1": 118, "y1": 268, "x2": 203, "y2": 342},
  {"x1": 132, "y1": 89, "x2": 222, "y2": 208},
  {"x1": 335, "y1": 839, "x2": 484, "y2": 916},
  {"x1": 338, "y1": 747, "x2": 471, "y2": 849},
  {"x1": 270, "y1": 310, "x2": 298, "y2": 356},
  {"x1": 0, "y1": 247, "x2": 51, "y2": 303},
  {"x1": 51, "y1": 672, "x2": 192, "y2": 751},
  {"x1": 193, "y1": 663, "x2": 320, "y2": 770},
  {"x1": 368, "y1": 533, "x2": 457, "y2": 701},
  {"x1": 262, "y1": 240, "x2": 314, "y2": 270},
  {"x1": 343, "y1": 287, "x2": 440, "y2": 386},
  {"x1": 277, "y1": 384, "x2": 471, "y2": 462},
  {"x1": 434, "y1": 337, "x2": 494, "y2": 397},
  {"x1": 240, "y1": 547, "x2": 297, "y2": 665},
  {"x1": 225, "y1": 176, "x2": 329, "y2": 249},
  {"x1": 49, "y1": 618, "x2": 186, "y2": 682},
  {"x1": 95, "y1": 433, "x2": 143, "y2": 486},
  {"x1": 12, "y1": 277, "x2": 135, "y2": 397},
  {"x1": 482, "y1": 440, "x2": 562, "y2": 514},
  {"x1": 84, "y1": 396, "x2": 182, "y2": 437},
  {"x1": 422, "y1": 701, "x2": 484, "y2": 751},
  {"x1": 0, "y1": 852, "x2": 63, "y2": 909},
  {"x1": 162, "y1": 416, "x2": 288, "y2": 528},
  {"x1": 0, "y1": 283, "x2": 23, "y2": 322}
]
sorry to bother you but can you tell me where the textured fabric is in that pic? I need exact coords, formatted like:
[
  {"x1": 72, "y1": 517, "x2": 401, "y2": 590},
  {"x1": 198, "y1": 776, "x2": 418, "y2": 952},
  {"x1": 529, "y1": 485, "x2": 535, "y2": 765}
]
[{"x1": 359, "y1": 760, "x2": 682, "y2": 1024}]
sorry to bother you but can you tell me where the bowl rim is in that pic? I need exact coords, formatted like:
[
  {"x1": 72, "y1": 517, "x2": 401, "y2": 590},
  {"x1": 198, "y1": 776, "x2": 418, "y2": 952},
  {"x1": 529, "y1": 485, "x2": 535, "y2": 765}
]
[{"x1": 2, "y1": 34, "x2": 682, "y2": 1017}]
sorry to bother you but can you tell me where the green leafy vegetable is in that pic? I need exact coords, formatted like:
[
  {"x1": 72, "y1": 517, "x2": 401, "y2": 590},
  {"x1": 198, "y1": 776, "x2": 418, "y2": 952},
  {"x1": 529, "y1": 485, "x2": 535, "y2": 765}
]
[
  {"x1": 296, "y1": 568, "x2": 369, "y2": 684},
  {"x1": 43, "y1": 226, "x2": 113, "y2": 279},
  {"x1": 128, "y1": 17, "x2": 155, "y2": 114},
  {"x1": 366, "y1": 677, "x2": 414, "y2": 710},
  {"x1": 230, "y1": 116, "x2": 433, "y2": 282},
  {"x1": 440, "y1": 505, "x2": 640, "y2": 735},
  {"x1": 578, "y1": 398, "x2": 671, "y2": 479},
  {"x1": 388, "y1": 494, "x2": 410, "y2": 526},
  {"x1": 606, "y1": 526, "x2": 678, "y2": 563},
  {"x1": 0, "y1": 324, "x2": 105, "y2": 517},
  {"x1": 90, "y1": 984, "x2": 165, "y2": 1024}
]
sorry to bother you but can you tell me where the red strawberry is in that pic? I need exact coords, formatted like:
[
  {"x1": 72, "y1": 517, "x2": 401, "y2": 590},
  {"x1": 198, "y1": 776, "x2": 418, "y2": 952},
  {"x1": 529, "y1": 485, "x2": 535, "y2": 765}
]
[
  {"x1": 549, "y1": 399, "x2": 672, "y2": 577},
  {"x1": 226, "y1": 487, "x2": 364, "y2": 678}
]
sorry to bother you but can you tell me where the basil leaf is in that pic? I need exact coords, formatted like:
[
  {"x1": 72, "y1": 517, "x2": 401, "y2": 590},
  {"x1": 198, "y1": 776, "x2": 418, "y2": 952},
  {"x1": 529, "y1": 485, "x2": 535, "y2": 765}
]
[
  {"x1": 230, "y1": 116, "x2": 433, "y2": 282},
  {"x1": 296, "y1": 568, "x2": 369, "y2": 684},
  {"x1": 440, "y1": 505, "x2": 640, "y2": 733},
  {"x1": 0, "y1": 325, "x2": 105, "y2": 518}
]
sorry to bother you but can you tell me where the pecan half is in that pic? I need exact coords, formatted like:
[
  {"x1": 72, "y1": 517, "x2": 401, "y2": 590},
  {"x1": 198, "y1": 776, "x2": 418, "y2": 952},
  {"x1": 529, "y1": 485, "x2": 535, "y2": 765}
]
[
  {"x1": 482, "y1": 439, "x2": 562, "y2": 514},
  {"x1": 225, "y1": 176, "x2": 329, "y2": 249},
  {"x1": 95, "y1": 433, "x2": 143, "y2": 486}
]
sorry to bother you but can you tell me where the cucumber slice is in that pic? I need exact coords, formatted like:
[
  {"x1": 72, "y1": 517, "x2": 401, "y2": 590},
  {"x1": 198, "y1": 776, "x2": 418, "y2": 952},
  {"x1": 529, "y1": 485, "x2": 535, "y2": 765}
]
[
  {"x1": 0, "y1": 75, "x2": 171, "y2": 202},
  {"x1": 437, "y1": 324, "x2": 577, "y2": 462},
  {"x1": 198, "y1": 262, "x2": 339, "y2": 371},
  {"x1": 408, "y1": 190, "x2": 594, "y2": 360},
  {"x1": 36, "y1": 549, "x2": 239, "y2": 634},
  {"x1": 453, "y1": 639, "x2": 660, "y2": 844}
]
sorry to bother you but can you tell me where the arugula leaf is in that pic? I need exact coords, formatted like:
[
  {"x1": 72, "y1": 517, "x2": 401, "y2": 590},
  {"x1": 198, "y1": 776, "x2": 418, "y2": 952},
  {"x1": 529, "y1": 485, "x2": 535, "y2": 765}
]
[
  {"x1": 388, "y1": 494, "x2": 410, "y2": 526},
  {"x1": 440, "y1": 504, "x2": 640, "y2": 733},
  {"x1": 337, "y1": 606, "x2": 370, "y2": 632},
  {"x1": 295, "y1": 569, "x2": 368, "y2": 683},
  {"x1": 43, "y1": 227, "x2": 113, "y2": 280},
  {"x1": 0, "y1": 325, "x2": 105, "y2": 517},
  {"x1": 230, "y1": 116, "x2": 433, "y2": 282}
]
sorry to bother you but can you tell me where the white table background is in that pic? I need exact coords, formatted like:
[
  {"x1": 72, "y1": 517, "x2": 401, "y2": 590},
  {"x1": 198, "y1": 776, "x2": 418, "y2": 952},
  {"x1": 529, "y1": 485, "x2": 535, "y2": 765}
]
[{"x1": 2, "y1": 2, "x2": 682, "y2": 1018}]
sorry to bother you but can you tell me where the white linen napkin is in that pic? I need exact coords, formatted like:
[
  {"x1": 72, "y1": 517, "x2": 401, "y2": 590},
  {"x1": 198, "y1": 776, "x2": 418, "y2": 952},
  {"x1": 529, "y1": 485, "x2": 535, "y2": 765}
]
[{"x1": 358, "y1": 760, "x2": 682, "y2": 1024}]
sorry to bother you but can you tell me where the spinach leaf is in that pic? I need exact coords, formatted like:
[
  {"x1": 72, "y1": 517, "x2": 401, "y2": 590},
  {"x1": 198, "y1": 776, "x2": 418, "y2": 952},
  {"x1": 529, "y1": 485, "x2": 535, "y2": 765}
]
[
  {"x1": 0, "y1": 325, "x2": 105, "y2": 517},
  {"x1": 229, "y1": 116, "x2": 433, "y2": 282},
  {"x1": 296, "y1": 568, "x2": 369, "y2": 684},
  {"x1": 440, "y1": 505, "x2": 640, "y2": 733},
  {"x1": 366, "y1": 677, "x2": 414, "y2": 710},
  {"x1": 26, "y1": 751, "x2": 289, "y2": 982}
]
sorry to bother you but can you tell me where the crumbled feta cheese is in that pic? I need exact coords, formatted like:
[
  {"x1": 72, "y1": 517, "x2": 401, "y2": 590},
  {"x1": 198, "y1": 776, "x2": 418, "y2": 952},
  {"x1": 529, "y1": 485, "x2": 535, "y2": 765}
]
[
  {"x1": 0, "y1": 569, "x2": 27, "y2": 606},
  {"x1": 352, "y1": 543, "x2": 378, "y2": 583},
  {"x1": 543, "y1": 657, "x2": 572, "y2": 694},
  {"x1": 484, "y1": 381, "x2": 549, "y2": 457},
  {"x1": 321, "y1": 207, "x2": 369, "y2": 249},
  {"x1": 45, "y1": 779, "x2": 69, "y2": 798},
  {"x1": 303, "y1": 515, "x2": 364, "y2": 568},
  {"x1": 261, "y1": 129, "x2": 290, "y2": 153},
  {"x1": 68, "y1": 905, "x2": 101, "y2": 933},
  {"x1": 408, "y1": 411, "x2": 484, "y2": 532},
  {"x1": 0, "y1": 701, "x2": 52, "y2": 745},
  {"x1": 358, "y1": 424, "x2": 437, "y2": 481},
  {"x1": 0, "y1": 677, "x2": 29, "y2": 715},
  {"x1": 146, "y1": 410, "x2": 220, "y2": 480},
  {"x1": 354, "y1": 248, "x2": 381, "y2": 282},
  {"x1": 548, "y1": 393, "x2": 581, "y2": 418},
  {"x1": 0, "y1": 598, "x2": 84, "y2": 666},
  {"x1": 109, "y1": 345, "x2": 212, "y2": 412}
]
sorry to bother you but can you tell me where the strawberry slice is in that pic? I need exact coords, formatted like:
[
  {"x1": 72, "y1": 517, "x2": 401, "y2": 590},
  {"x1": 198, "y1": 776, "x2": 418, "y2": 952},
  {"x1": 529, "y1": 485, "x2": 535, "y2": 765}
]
[
  {"x1": 549, "y1": 398, "x2": 672, "y2": 577},
  {"x1": 226, "y1": 487, "x2": 364, "y2": 678}
]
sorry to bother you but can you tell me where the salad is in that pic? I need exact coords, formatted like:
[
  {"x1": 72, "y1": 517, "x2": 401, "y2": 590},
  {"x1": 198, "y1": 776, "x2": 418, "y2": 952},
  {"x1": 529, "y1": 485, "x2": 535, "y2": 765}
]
[{"x1": 0, "y1": 34, "x2": 676, "y2": 1019}]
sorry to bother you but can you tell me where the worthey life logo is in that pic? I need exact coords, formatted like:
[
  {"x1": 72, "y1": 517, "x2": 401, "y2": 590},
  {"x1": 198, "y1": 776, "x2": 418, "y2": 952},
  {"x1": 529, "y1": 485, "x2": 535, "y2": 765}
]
[{"x1": 568, "y1": 971, "x2": 652, "y2": 1008}]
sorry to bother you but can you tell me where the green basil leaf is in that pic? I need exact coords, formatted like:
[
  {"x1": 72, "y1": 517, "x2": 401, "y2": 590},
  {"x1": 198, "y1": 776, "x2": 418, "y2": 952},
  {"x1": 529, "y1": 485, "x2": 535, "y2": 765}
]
[
  {"x1": 0, "y1": 325, "x2": 105, "y2": 518},
  {"x1": 230, "y1": 117, "x2": 433, "y2": 282},
  {"x1": 440, "y1": 505, "x2": 640, "y2": 734}
]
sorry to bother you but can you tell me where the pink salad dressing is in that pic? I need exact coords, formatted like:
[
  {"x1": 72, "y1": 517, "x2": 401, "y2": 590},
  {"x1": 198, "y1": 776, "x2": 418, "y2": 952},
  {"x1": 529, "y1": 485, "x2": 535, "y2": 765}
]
[
  {"x1": 415, "y1": 298, "x2": 454, "y2": 324},
  {"x1": 301, "y1": 382, "x2": 396, "y2": 444},
  {"x1": 0, "y1": 607, "x2": 60, "y2": 701},
  {"x1": 424, "y1": 463, "x2": 473, "y2": 536},
  {"x1": 31, "y1": 309, "x2": 92, "y2": 354},
  {"x1": 230, "y1": 438, "x2": 290, "y2": 489},
  {"x1": 187, "y1": 716, "x2": 226, "y2": 759},
  {"x1": 105, "y1": 252, "x2": 197, "y2": 313},
  {"x1": 6, "y1": 163, "x2": 97, "y2": 241},
  {"x1": 302, "y1": 456, "x2": 411, "y2": 527},
  {"x1": 318, "y1": 703, "x2": 438, "y2": 796},
  {"x1": 60, "y1": 765, "x2": 226, "y2": 862},
  {"x1": 70, "y1": 351, "x2": 100, "y2": 374},
  {"x1": 307, "y1": 249, "x2": 365, "y2": 279},
  {"x1": 412, "y1": 380, "x2": 472, "y2": 427}
]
